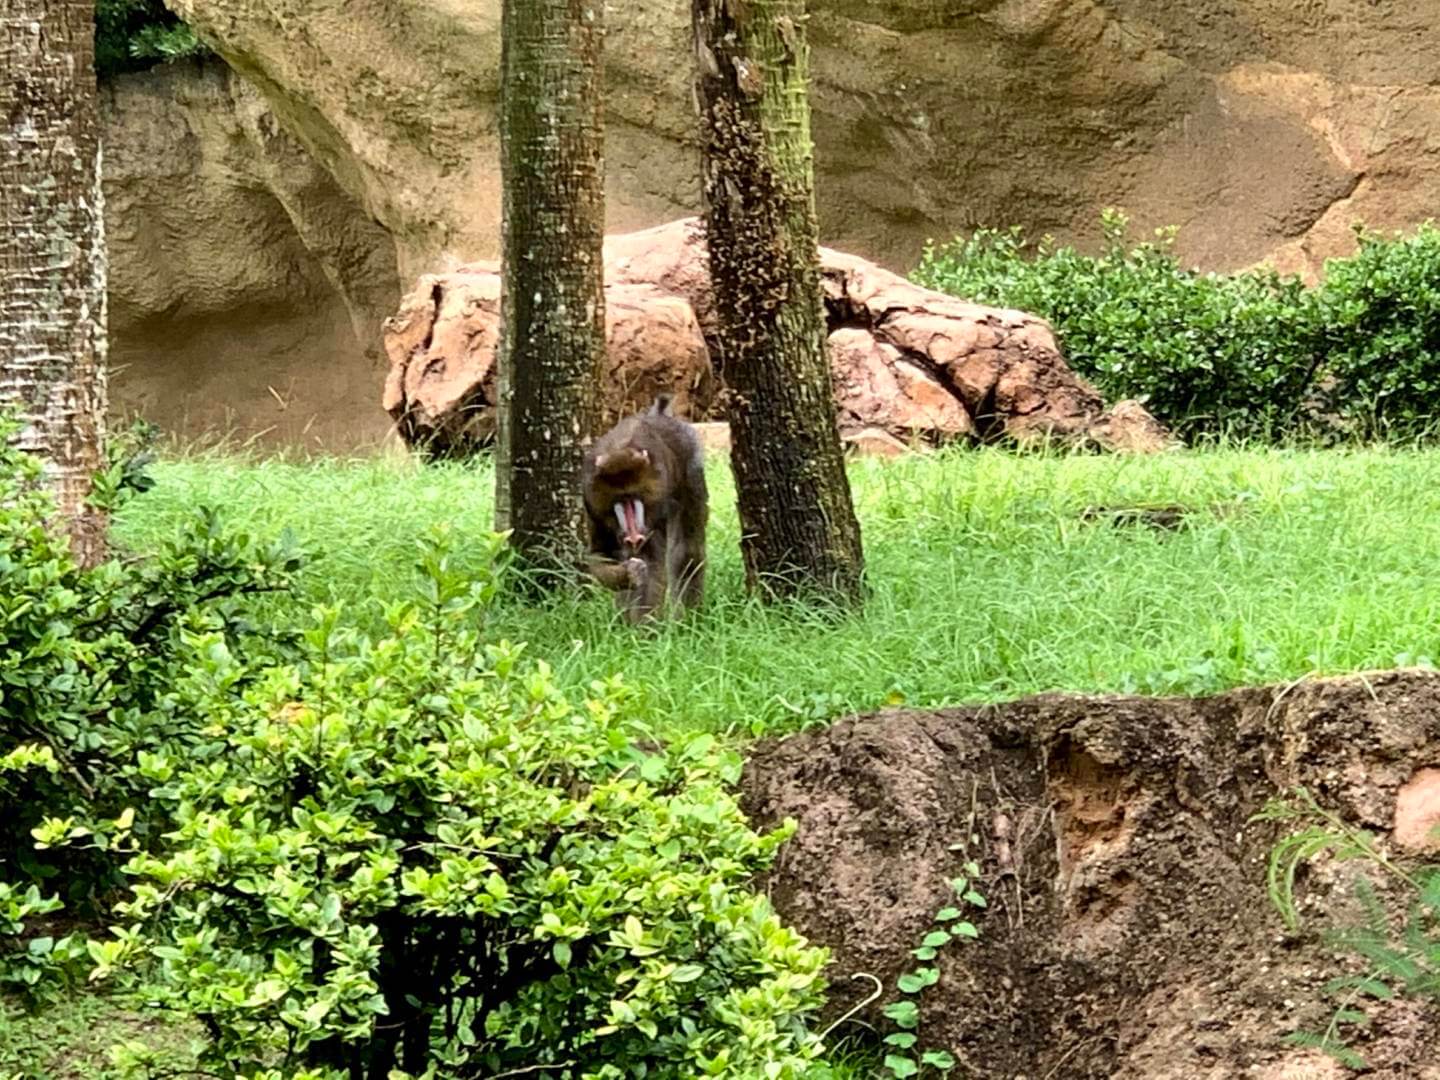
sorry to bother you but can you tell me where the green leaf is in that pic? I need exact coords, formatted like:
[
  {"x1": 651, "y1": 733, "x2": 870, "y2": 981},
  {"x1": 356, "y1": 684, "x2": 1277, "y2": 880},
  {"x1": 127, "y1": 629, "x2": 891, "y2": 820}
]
[
  {"x1": 883, "y1": 1000, "x2": 919, "y2": 1028},
  {"x1": 302, "y1": 997, "x2": 332, "y2": 1026},
  {"x1": 883, "y1": 1054, "x2": 919, "y2": 1078}
]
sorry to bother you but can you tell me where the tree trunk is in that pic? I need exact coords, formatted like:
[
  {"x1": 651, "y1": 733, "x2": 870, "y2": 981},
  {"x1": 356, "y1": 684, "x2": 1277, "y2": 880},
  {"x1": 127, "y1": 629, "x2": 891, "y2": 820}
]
[
  {"x1": 692, "y1": 0, "x2": 864, "y2": 603},
  {"x1": 0, "y1": 0, "x2": 108, "y2": 567},
  {"x1": 494, "y1": 0, "x2": 605, "y2": 577}
]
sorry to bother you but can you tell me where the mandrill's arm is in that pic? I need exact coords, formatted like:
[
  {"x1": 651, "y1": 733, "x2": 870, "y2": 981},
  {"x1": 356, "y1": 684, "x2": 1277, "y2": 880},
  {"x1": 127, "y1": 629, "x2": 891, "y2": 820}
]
[
  {"x1": 584, "y1": 553, "x2": 647, "y2": 591},
  {"x1": 582, "y1": 507, "x2": 647, "y2": 592}
]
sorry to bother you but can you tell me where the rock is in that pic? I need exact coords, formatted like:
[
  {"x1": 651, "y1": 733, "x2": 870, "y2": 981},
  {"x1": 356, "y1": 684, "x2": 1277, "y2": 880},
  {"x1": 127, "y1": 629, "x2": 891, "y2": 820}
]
[
  {"x1": 828, "y1": 328, "x2": 977, "y2": 443},
  {"x1": 605, "y1": 219, "x2": 716, "y2": 337},
  {"x1": 691, "y1": 422, "x2": 732, "y2": 454},
  {"x1": 842, "y1": 427, "x2": 911, "y2": 458},
  {"x1": 172, "y1": 0, "x2": 1440, "y2": 283},
  {"x1": 384, "y1": 218, "x2": 1167, "y2": 457},
  {"x1": 816, "y1": 236, "x2": 1169, "y2": 452},
  {"x1": 1393, "y1": 767, "x2": 1440, "y2": 853},
  {"x1": 1086, "y1": 399, "x2": 1181, "y2": 454},
  {"x1": 743, "y1": 669, "x2": 1440, "y2": 1078},
  {"x1": 382, "y1": 264, "x2": 501, "y2": 454},
  {"x1": 601, "y1": 283, "x2": 715, "y2": 423},
  {"x1": 103, "y1": 62, "x2": 400, "y2": 451},
  {"x1": 383, "y1": 267, "x2": 715, "y2": 456}
]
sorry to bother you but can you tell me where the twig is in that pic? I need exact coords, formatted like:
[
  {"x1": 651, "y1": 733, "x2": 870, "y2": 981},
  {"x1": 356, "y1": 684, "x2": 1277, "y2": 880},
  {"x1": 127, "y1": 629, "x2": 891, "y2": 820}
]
[
  {"x1": 487, "y1": 1060, "x2": 577, "y2": 1078},
  {"x1": 818, "y1": 972, "x2": 885, "y2": 1042}
]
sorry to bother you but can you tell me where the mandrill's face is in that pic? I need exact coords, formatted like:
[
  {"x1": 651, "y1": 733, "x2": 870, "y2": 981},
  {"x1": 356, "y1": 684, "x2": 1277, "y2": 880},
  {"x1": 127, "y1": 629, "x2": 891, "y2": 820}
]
[
  {"x1": 613, "y1": 493, "x2": 646, "y2": 548},
  {"x1": 589, "y1": 445, "x2": 664, "y2": 550}
]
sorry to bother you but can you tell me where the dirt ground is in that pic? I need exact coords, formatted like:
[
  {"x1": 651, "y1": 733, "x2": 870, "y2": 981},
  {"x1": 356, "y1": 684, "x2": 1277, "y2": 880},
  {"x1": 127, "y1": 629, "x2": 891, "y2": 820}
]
[{"x1": 742, "y1": 670, "x2": 1440, "y2": 1079}]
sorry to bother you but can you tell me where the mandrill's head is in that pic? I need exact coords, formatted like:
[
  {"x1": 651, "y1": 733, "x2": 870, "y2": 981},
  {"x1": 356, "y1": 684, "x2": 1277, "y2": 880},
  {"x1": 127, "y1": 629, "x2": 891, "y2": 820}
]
[{"x1": 589, "y1": 444, "x2": 666, "y2": 549}]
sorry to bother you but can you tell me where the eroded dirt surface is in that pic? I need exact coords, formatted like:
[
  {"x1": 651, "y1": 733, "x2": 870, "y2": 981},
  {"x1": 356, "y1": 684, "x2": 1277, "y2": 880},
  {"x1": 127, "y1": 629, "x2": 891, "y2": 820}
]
[{"x1": 742, "y1": 670, "x2": 1440, "y2": 1079}]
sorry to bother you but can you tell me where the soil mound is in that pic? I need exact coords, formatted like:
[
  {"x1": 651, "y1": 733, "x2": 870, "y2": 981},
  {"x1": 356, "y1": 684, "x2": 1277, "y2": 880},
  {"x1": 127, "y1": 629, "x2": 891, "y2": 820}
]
[{"x1": 742, "y1": 670, "x2": 1440, "y2": 1079}]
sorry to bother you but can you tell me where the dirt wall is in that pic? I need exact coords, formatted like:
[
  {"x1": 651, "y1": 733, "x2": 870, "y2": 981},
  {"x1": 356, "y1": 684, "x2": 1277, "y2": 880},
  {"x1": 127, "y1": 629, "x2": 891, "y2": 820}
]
[{"x1": 744, "y1": 670, "x2": 1440, "y2": 1078}]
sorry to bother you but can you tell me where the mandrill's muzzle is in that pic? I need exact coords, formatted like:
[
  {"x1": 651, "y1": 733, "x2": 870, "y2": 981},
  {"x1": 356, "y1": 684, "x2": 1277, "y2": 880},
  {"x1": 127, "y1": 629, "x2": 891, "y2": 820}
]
[{"x1": 615, "y1": 497, "x2": 647, "y2": 548}]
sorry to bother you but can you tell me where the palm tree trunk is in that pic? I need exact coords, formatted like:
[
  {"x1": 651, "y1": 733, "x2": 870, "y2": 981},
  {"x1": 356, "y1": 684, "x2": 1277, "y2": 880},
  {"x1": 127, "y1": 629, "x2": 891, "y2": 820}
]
[
  {"x1": 495, "y1": 0, "x2": 605, "y2": 579},
  {"x1": 0, "y1": 0, "x2": 108, "y2": 567},
  {"x1": 692, "y1": 0, "x2": 864, "y2": 603}
]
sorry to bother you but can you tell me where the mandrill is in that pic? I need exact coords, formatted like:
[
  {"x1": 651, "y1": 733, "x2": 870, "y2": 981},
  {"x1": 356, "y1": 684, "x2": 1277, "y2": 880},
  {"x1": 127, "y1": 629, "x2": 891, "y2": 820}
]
[{"x1": 580, "y1": 394, "x2": 708, "y2": 622}]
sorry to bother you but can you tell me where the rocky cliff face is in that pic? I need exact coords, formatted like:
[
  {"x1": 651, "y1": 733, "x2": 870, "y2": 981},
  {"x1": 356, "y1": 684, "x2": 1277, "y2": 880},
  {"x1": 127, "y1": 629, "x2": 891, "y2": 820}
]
[
  {"x1": 103, "y1": 62, "x2": 399, "y2": 450},
  {"x1": 107, "y1": 1, "x2": 1440, "y2": 447}
]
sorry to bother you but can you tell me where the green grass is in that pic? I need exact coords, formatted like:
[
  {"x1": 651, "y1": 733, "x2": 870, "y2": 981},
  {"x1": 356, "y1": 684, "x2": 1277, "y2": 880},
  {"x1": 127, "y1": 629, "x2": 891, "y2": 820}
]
[
  {"x1": 0, "y1": 993, "x2": 199, "y2": 1079},
  {"x1": 111, "y1": 443, "x2": 1440, "y2": 740}
]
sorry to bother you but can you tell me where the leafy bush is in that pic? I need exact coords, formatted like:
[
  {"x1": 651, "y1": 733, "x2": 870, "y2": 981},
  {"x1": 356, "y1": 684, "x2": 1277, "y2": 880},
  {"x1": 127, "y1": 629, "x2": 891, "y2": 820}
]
[
  {"x1": 0, "y1": 745, "x2": 90, "y2": 1004},
  {"x1": 98, "y1": 528, "x2": 830, "y2": 1079},
  {"x1": 96, "y1": 0, "x2": 208, "y2": 77},
  {"x1": 913, "y1": 210, "x2": 1327, "y2": 439},
  {"x1": 0, "y1": 426, "x2": 301, "y2": 1001},
  {"x1": 914, "y1": 213, "x2": 1440, "y2": 442},
  {"x1": 1317, "y1": 223, "x2": 1440, "y2": 438}
]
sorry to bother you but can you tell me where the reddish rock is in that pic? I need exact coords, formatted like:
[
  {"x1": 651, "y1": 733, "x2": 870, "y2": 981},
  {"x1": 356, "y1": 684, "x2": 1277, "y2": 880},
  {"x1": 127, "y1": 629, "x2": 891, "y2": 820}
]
[
  {"x1": 382, "y1": 264, "x2": 501, "y2": 453},
  {"x1": 830, "y1": 327, "x2": 975, "y2": 441},
  {"x1": 384, "y1": 218, "x2": 1169, "y2": 457},
  {"x1": 383, "y1": 270, "x2": 713, "y2": 456},
  {"x1": 605, "y1": 219, "x2": 715, "y2": 336},
  {"x1": 600, "y1": 283, "x2": 714, "y2": 424},
  {"x1": 1394, "y1": 767, "x2": 1440, "y2": 853},
  {"x1": 842, "y1": 427, "x2": 911, "y2": 458},
  {"x1": 691, "y1": 421, "x2": 731, "y2": 454}
]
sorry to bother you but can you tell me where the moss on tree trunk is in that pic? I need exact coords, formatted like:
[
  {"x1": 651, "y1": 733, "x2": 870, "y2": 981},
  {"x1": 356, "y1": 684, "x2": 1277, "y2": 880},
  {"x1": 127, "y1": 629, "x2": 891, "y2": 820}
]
[
  {"x1": 692, "y1": 0, "x2": 864, "y2": 603},
  {"x1": 0, "y1": 0, "x2": 108, "y2": 567},
  {"x1": 495, "y1": 0, "x2": 605, "y2": 578}
]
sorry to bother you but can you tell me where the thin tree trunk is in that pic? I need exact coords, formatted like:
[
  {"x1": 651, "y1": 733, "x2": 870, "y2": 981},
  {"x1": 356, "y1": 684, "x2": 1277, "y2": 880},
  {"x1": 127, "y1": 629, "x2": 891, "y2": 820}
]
[
  {"x1": 692, "y1": 0, "x2": 863, "y2": 603},
  {"x1": 495, "y1": 0, "x2": 605, "y2": 576},
  {"x1": 0, "y1": 0, "x2": 107, "y2": 567}
]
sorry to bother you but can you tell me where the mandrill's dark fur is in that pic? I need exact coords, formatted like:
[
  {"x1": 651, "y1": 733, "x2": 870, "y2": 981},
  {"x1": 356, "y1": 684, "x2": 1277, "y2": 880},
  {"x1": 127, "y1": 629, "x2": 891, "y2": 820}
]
[{"x1": 581, "y1": 394, "x2": 708, "y2": 622}]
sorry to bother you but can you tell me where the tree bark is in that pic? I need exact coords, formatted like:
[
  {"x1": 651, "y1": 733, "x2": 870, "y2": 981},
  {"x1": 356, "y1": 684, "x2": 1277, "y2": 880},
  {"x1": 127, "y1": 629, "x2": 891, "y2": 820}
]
[
  {"x1": 692, "y1": 0, "x2": 864, "y2": 603},
  {"x1": 495, "y1": 0, "x2": 605, "y2": 577},
  {"x1": 0, "y1": 0, "x2": 108, "y2": 567}
]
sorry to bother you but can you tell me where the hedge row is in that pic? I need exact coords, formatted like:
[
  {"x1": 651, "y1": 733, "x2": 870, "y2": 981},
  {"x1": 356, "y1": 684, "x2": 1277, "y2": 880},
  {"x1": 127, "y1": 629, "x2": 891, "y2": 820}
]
[{"x1": 914, "y1": 211, "x2": 1440, "y2": 441}]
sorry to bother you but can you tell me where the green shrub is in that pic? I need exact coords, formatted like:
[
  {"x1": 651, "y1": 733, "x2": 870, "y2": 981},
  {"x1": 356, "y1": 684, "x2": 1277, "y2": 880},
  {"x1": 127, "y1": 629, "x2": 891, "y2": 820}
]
[
  {"x1": 1318, "y1": 223, "x2": 1440, "y2": 438},
  {"x1": 913, "y1": 210, "x2": 1327, "y2": 439},
  {"x1": 0, "y1": 426, "x2": 301, "y2": 1002},
  {"x1": 98, "y1": 528, "x2": 830, "y2": 1079},
  {"x1": 0, "y1": 746, "x2": 89, "y2": 1004},
  {"x1": 96, "y1": 0, "x2": 208, "y2": 77}
]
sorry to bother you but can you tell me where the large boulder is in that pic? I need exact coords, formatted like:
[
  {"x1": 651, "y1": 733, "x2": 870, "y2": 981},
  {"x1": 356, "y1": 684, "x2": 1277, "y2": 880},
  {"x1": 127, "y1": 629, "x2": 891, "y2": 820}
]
[
  {"x1": 744, "y1": 670, "x2": 1440, "y2": 1079},
  {"x1": 382, "y1": 261, "x2": 715, "y2": 456},
  {"x1": 383, "y1": 219, "x2": 1168, "y2": 456}
]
